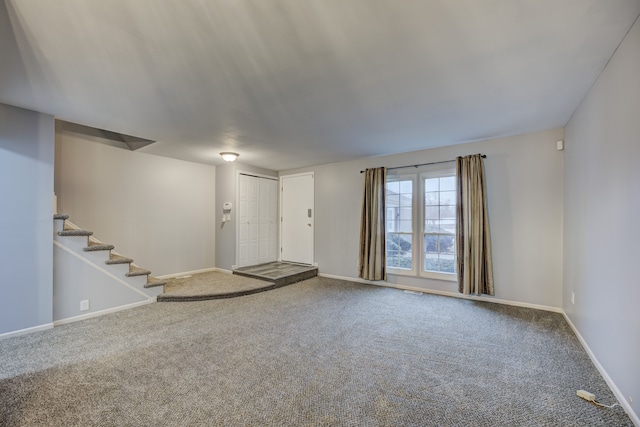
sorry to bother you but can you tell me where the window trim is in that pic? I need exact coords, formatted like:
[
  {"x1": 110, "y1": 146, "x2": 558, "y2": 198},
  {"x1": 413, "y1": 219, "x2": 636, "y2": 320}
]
[
  {"x1": 385, "y1": 174, "x2": 418, "y2": 276},
  {"x1": 385, "y1": 166, "x2": 458, "y2": 282},
  {"x1": 420, "y1": 169, "x2": 457, "y2": 281}
]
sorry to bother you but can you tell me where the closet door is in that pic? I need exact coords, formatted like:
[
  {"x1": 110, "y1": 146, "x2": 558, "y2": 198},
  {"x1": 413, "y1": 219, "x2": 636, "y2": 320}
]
[
  {"x1": 238, "y1": 174, "x2": 260, "y2": 267},
  {"x1": 238, "y1": 174, "x2": 278, "y2": 267},
  {"x1": 258, "y1": 178, "x2": 278, "y2": 264}
]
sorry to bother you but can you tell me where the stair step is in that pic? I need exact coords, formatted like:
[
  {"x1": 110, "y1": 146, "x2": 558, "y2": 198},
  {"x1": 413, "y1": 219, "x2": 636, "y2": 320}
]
[
  {"x1": 58, "y1": 229, "x2": 93, "y2": 237},
  {"x1": 145, "y1": 277, "x2": 167, "y2": 288},
  {"x1": 83, "y1": 242, "x2": 115, "y2": 252},
  {"x1": 126, "y1": 266, "x2": 151, "y2": 277},
  {"x1": 53, "y1": 213, "x2": 69, "y2": 220},
  {"x1": 105, "y1": 254, "x2": 134, "y2": 265}
]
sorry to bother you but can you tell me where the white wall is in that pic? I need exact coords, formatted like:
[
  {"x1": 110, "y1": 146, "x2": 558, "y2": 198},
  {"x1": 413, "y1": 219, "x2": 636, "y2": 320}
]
[
  {"x1": 53, "y1": 242, "x2": 151, "y2": 322},
  {"x1": 564, "y1": 16, "x2": 640, "y2": 422},
  {"x1": 215, "y1": 162, "x2": 238, "y2": 271},
  {"x1": 0, "y1": 103, "x2": 55, "y2": 336},
  {"x1": 215, "y1": 162, "x2": 278, "y2": 271},
  {"x1": 55, "y1": 124, "x2": 216, "y2": 276},
  {"x1": 282, "y1": 128, "x2": 565, "y2": 309}
]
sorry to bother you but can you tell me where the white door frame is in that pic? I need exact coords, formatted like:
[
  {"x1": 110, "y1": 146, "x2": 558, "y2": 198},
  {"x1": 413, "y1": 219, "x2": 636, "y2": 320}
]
[
  {"x1": 235, "y1": 171, "x2": 279, "y2": 268},
  {"x1": 280, "y1": 171, "x2": 315, "y2": 265}
]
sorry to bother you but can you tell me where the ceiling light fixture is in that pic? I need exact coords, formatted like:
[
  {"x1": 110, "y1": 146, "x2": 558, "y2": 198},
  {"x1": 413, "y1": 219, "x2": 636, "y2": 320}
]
[{"x1": 220, "y1": 152, "x2": 239, "y2": 162}]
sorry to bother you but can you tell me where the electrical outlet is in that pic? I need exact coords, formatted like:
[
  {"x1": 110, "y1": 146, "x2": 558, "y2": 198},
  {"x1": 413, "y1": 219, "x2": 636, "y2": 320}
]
[
  {"x1": 80, "y1": 300, "x2": 90, "y2": 311},
  {"x1": 571, "y1": 292, "x2": 575, "y2": 305}
]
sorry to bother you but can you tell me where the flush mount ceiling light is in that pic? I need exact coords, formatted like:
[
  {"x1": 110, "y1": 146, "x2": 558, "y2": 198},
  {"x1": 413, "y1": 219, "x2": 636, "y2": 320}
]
[{"x1": 220, "y1": 152, "x2": 239, "y2": 162}]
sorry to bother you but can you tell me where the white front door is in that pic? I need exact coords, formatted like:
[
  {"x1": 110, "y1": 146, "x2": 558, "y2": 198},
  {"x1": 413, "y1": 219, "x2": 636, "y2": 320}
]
[{"x1": 281, "y1": 173, "x2": 314, "y2": 265}]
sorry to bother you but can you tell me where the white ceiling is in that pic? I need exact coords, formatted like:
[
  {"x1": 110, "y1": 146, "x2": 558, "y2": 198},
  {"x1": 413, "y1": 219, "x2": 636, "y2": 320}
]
[{"x1": 1, "y1": 1, "x2": 639, "y2": 171}]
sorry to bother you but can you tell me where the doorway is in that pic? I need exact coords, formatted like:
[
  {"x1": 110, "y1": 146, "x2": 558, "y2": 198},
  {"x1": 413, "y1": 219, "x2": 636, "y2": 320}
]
[
  {"x1": 280, "y1": 172, "x2": 314, "y2": 265},
  {"x1": 237, "y1": 173, "x2": 278, "y2": 268}
]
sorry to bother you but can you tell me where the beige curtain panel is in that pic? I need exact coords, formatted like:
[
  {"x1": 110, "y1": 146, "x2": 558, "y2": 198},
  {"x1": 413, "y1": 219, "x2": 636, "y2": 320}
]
[
  {"x1": 359, "y1": 167, "x2": 387, "y2": 281},
  {"x1": 456, "y1": 155, "x2": 494, "y2": 295}
]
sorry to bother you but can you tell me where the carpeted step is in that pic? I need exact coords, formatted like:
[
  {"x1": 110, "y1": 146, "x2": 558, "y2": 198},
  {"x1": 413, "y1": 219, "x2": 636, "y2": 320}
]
[
  {"x1": 145, "y1": 277, "x2": 167, "y2": 288},
  {"x1": 126, "y1": 266, "x2": 151, "y2": 277},
  {"x1": 53, "y1": 213, "x2": 69, "y2": 221},
  {"x1": 58, "y1": 228, "x2": 93, "y2": 237},
  {"x1": 105, "y1": 254, "x2": 134, "y2": 265},
  {"x1": 83, "y1": 241, "x2": 115, "y2": 252}
]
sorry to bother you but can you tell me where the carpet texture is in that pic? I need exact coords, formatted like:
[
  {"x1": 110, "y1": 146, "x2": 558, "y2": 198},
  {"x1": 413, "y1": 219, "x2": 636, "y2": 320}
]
[
  {"x1": 159, "y1": 271, "x2": 274, "y2": 301},
  {"x1": 0, "y1": 277, "x2": 632, "y2": 426}
]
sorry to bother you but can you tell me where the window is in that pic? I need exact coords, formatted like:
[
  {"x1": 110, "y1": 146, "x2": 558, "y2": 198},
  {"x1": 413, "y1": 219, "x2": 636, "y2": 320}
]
[
  {"x1": 385, "y1": 177, "x2": 414, "y2": 270},
  {"x1": 386, "y1": 167, "x2": 457, "y2": 280},
  {"x1": 423, "y1": 175, "x2": 456, "y2": 274}
]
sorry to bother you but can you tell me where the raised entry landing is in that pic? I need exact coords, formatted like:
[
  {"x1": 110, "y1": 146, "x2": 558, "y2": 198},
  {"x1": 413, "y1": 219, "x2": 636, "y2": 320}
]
[
  {"x1": 158, "y1": 262, "x2": 317, "y2": 302},
  {"x1": 233, "y1": 262, "x2": 318, "y2": 287}
]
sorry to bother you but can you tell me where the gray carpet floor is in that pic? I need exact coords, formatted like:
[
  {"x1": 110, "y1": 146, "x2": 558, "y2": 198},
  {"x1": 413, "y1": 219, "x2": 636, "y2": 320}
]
[
  {"x1": 0, "y1": 277, "x2": 632, "y2": 426},
  {"x1": 159, "y1": 270, "x2": 273, "y2": 301}
]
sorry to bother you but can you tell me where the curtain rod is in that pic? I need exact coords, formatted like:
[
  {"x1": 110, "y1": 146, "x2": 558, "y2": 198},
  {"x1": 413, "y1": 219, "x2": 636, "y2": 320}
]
[{"x1": 359, "y1": 154, "x2": 486, "y2": 173}]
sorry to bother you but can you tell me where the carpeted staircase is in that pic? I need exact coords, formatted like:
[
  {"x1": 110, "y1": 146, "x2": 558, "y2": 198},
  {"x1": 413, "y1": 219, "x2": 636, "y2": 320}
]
[{"x1": 53, "y1": 213, "x2": 166, "y2": 290}]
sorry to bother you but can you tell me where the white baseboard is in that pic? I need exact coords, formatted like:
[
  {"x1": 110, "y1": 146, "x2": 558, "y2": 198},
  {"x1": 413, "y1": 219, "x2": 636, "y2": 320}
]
[
  {"x1": 214, "y1": 267, "x2": 233, "y2": 274},
  {"x1": 155, "y1": 267, "x2": 218, "y2": 280},
  {"x1": 318, "y1": 273, "x2": 563, "y2": 313},
  {"x1": 562, "y1": 312, "x2": 639, "y2": 426},
  {"x1": 0, "y1": 323, "x2": 54, "y2": 340},
  {"x1": 53, "y1": 298, "x2": 155, "y2": 326}
]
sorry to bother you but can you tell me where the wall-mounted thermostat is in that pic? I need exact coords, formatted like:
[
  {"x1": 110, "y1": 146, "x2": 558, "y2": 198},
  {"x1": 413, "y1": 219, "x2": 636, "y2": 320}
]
[{"x1": 222, "y1": 202, "x2": 232, "y2": 223}]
